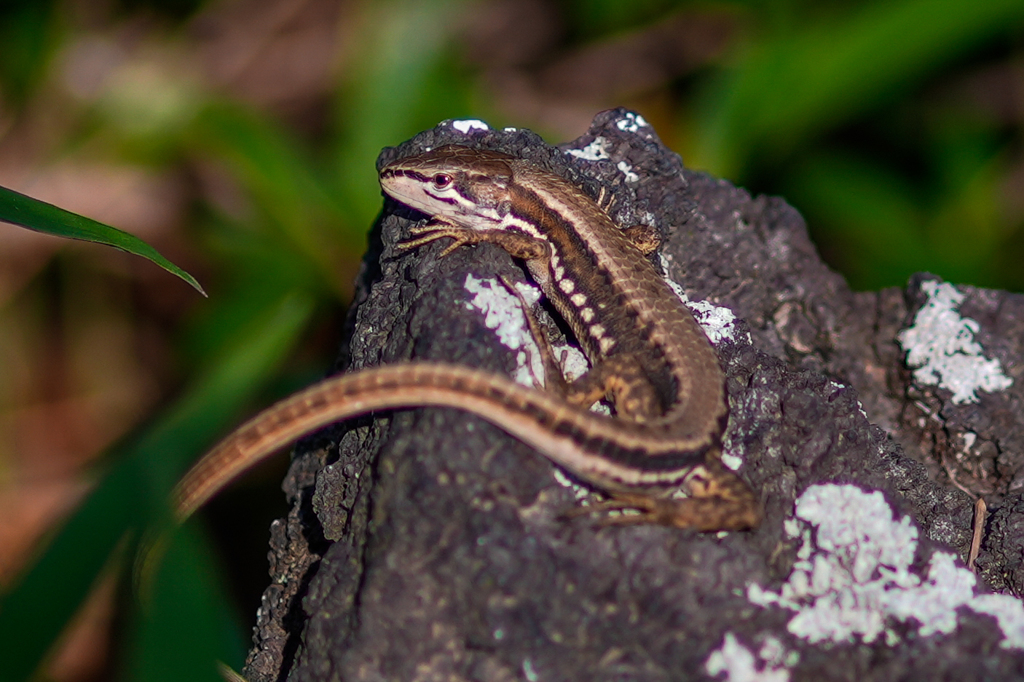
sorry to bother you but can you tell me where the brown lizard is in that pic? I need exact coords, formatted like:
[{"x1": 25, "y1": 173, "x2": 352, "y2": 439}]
[{"x1": 173, "y1": 144, "x2": 760, "y2": 532}]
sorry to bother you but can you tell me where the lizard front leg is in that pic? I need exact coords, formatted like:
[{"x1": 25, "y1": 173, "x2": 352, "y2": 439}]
[{"x1": 400, "y1": 219, "x2": 549, "y2": 261}]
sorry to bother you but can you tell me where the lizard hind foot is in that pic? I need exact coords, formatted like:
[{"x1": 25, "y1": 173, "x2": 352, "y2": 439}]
[{"x1": 566, "y1": 484, "x2": 761, "y2": 533}]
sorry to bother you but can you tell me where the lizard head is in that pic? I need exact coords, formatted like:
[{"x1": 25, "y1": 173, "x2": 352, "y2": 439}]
[{"x1": 379, "y1": 145, "x2": 517, "y2": 228}]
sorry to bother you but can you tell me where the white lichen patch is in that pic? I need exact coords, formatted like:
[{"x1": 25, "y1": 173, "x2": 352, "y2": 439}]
[
  {"x1": 463, "y1": 274, "x2": 587, "y2": 391},
  {"x1": 747, "y1": 484, "x2": 1024, "y2": 648},
  {"x1": 557, "y1": 344, "x2": 589, "y2": 383},
  {"x1": 616, "y1": 160, "x2": 639, "y2": 183},
  {"x1": 686, "y1": 298, "x2": 744, "y2": 345},
  {"x1": 566, "y1": 137, "x2": 612, "y2": 161},
  {"x1": 970, "y1": 595, "x2": 1024, "y2": 649},
  {"x1": 450, "y1": 119, "x2": 490, "y2": 133},
  {"x1": 615, "y1": 112, "x2": 649, "y2": 133},
  {"x1": 705, "y1": 633, "x2": 792, "y2": 682},
  {"x1": 566, "y1": 131, "x2": 642, "y2": 183},
  {"x1": 720, "y1": 451, "x2": 744, "y2": 472},
  {"x1": 463, "y1": 274, "x2": 542, "y2": 386},
  {"x1": 896, "y1": 280, "x2": 1012, "y2": 404},
  {"x1": 658, "y1": 255, "x2": 746, "y2": 345}
]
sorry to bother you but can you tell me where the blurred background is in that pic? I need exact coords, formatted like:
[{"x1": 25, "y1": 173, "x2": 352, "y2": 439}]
[{"x1": 1, "y1": 0, "x2": 1022, "y2": 679}]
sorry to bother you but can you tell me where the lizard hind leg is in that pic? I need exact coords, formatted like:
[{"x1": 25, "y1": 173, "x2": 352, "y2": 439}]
[
  {"x1": 498, "y1": 285, "x2": 667, "y2": 421},
  {"x1": 578, "y1": 461, "x2": 761, "y2": 532},
  {"x1": 497, "y1": 274, "x2": 570, "y2": 396}
]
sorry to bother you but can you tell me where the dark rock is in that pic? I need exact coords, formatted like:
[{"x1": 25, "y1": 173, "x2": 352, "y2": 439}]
[{"x1": 242, "y1": 109, "x2": 1024, "y2": 682}]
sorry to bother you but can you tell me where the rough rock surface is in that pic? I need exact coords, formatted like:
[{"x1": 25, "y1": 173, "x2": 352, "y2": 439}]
[{"x1": 241, "y1": 109, "x2": 1024, "y2": 682}]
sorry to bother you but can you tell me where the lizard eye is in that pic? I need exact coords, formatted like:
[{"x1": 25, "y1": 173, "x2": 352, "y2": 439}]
[{"x1": 431, "y1": 173, "x2": 453, "y2": 189}]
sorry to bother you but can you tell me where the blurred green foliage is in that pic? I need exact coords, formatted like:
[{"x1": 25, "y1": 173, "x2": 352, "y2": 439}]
[
  {"x1": 0, "y1": 1, "x2": 57, "y2": 105},
  {"x1": 1, "y1": 0, "x2": 1022, "y2": 679},
  {"x1": 690, "y1": 0, "x2": 1024, "y2": 291}
]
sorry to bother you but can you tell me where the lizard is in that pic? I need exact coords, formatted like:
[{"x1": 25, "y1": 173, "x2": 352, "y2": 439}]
[{"x1": 172, "y1": 144, "x2": 760, "y2": 532}]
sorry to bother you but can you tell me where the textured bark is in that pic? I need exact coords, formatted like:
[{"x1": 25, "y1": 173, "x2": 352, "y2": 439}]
[{"x1": 242, "y1": 109, "x2": 1024, "y2": 682}]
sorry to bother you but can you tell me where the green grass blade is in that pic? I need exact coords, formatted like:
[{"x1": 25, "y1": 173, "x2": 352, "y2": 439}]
[{"x1": 0, "y1": 184, "x2": 205, "y2": 296}]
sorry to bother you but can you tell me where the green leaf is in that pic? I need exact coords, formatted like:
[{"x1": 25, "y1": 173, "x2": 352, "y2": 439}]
[{"x1": 0, "y1": 184, "x2": 206, "y2": 296}]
